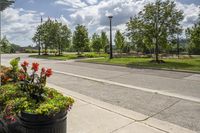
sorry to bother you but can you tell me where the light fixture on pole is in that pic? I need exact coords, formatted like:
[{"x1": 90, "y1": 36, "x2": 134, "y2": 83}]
[
  {"x1": 108, "y1": 15, "x2": 113, "y2": 59},
  {"x1": 0, "y1": 0, "x2": 15, "y2": 86}
]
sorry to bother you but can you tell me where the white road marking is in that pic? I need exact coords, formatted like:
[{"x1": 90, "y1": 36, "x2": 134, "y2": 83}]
[{"x1": 54, "y1": 70, "x2": 200, "y2": 103}]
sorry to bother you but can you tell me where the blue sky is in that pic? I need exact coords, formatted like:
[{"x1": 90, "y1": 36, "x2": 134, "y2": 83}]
[{"x1": 2, "y1": 0, "x2": 200, "y2": 46}]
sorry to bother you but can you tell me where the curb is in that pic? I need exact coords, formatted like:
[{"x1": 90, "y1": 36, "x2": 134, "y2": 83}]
[{"x1": 47, "y1": 83, "x2": 196, "y2": 133}]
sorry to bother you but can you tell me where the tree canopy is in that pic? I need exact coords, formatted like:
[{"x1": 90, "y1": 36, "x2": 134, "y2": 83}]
[
  {"x1": 126, "y1": 0, "x2": 184, "y2": 62},
  {"x1": 91, "y1": 33, "x2": 102, "y2": 53},
  {"x1": 32, "y1": 18, "x2": 71, "y2": 55},
  {"x1": 72, "y1": 24, "x2": 89, "y2": 54},
  {"x1": 114, "y1": 30, "x2": 125, "y2": 54},
  {"x1": 101, "y1": 31, "x2": 109, "y2": 53},
  {"x1": 186, "y1": 13, "x2": 200, "y2": 54}
]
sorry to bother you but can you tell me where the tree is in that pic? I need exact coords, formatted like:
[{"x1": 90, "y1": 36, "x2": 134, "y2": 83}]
[
  {"x1": 33, "y1": 19, "x2": 71, "y2": 55},
  {"x1": 127, "y1": 0, "x2": 184, "y2": 62},
  {"x1": 59, "y1": 25, "x2": 71, "y2": 55},
  {"x1": 10, "y1": 43, "x2": 21, "y2": 53},
  {"x1": 51, "y1": 21, "x2": 71, "y2": 55},
  {"x1": 0, "y1": 36, "x2": 11, "y2": 53},
  {"x1": 114, "y1": 30, "x2": 125, "y2": 55},
  {"x1": 101, "y1": 31, "x2": 109, "y2": 53},
  {"x1": 91, "y1": 33, "x2": 102, "y2": 53},
  {"x1": 72, "y1": 25, "x2": 89, "y2": 55},
  {"x1": 33, "y1": 19, "x2": 52, "y2": 55},
  {"x1": 126, "y1": 16, "x2": 150, "y2": 53},
  {"x1": 186, "y1": 17, "x2": 200, "y2": 55}
]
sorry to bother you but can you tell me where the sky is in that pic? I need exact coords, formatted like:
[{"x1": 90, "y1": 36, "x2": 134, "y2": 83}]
[{"x1": 1, "y1": 0, "x2": 200, "y2": 46}]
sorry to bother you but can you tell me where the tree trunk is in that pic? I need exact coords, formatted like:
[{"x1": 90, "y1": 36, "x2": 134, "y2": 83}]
[
  {"x1": 104, "y1": 47, "x2": 107, "y2": 53},
  {"x1": 58, "y1": 43, "x2": 61, "y2": 56},
  {"x1": 177, "y1": 34, "x2": 180, "y2": 58},
  {"x1": 155, "y1": 38, "x2": 159, "y2": 62},
  {"x1": 45, "y1": 46, "x2": 47, "y2": 55}
]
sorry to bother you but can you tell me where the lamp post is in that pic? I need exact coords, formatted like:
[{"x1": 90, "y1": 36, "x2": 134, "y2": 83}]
[
  {"x1": 0, "y1": 0, "x2": 15, "y2": 86},
  {"x1": 38, "y1": 16, "x2": 43, "y2": 55},
  {"x1": 108, "y1": 15, "x2": 113, "y2": 59}
]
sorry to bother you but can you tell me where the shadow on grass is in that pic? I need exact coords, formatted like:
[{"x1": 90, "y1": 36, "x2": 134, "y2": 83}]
[
  {"x1": 193, "y1": 59, "x2": 200, "y2": 63},
  {"x1": 126, "y1": 61, "x2": 194, "y2": 70}
]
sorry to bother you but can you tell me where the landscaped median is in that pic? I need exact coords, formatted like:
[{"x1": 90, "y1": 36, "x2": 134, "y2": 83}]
[
  {"x1": 81, "y1": 56, "x2": 200, "y2": 73},
  {"x1": 29, "y1": 53, "x2": 108, "y2": 61}
]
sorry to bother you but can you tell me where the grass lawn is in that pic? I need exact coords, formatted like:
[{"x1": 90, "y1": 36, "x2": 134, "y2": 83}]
[
  {"x1": 29, "y1": 53, "x2": 108, "y2": 61},
  {"x1": 82, "y1": 57, "x2": 200, "y2": 72}
]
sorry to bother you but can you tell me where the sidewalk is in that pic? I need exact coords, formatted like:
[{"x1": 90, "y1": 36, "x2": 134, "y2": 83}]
[{"x1": 48, "y1": 83, "x2": 196, "y2": 133}]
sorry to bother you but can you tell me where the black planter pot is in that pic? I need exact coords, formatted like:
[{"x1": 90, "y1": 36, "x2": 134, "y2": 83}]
[
  {"x1": 0, "y1": 118, "x2": 8, "y2": 133},
  {"x1": 18, "y1": 110, "x2": 67, "y2": 133}
]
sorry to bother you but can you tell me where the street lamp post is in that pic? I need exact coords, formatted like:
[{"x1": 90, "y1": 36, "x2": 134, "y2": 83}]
[
  {"x1": 39, "y1": 16, "x2": 43, "y2": 55},
  {"x1": 0, "y1": 0, "x2": 15, "y2": 86},
  {"x1": 108, "y1": 15, "x2": 113, "y2": 59}
]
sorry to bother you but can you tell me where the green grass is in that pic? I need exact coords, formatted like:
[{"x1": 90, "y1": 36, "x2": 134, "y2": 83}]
[
  {"x1": 29, "y1": 53, "x2": 108, "y2": 61},
  {"x1": 29, "y1": 54, "x2": 77, "y2": 60},
  {"x1": 82, "y1": 57, "x2": 200, "y2": 72}
]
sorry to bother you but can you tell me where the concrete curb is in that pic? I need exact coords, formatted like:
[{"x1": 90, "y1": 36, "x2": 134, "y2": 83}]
[{"x1": 47, "y1": 83, "x2": 196, "y2": 133}]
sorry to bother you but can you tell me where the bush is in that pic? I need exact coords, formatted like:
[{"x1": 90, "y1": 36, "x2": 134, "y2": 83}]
[
  {"x1": 24, "y1": 49, "x2": 38, "y2": 53},
  {"x1": 0, "y1": 58, "x2": 20, "y2": 85},
  {"x1": 83, "y1": 53, "x2": 108, "y2": 58}
]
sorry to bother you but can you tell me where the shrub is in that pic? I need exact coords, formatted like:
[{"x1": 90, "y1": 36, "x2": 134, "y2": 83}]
[{"x1": 0, "y1": 58, "x2": 20, "y2": 85}]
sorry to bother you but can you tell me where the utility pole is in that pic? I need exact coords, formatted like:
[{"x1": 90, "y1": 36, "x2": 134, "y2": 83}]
[{"x1": 108, "y1": 15, "x2": 113, "y2": 59}]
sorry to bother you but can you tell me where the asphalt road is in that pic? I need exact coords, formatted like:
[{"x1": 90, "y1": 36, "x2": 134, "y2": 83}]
[{"x1": 1, "y1": 54, "x2": 200, "y2": 132}]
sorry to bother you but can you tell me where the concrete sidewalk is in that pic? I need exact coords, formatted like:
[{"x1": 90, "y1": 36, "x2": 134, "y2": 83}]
[{"x1": 48, "y1": 83, "x2": 196, "y2": 133}]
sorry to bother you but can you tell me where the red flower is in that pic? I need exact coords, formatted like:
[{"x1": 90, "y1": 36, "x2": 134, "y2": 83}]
[
  {"x1": 41, "y1": 67, "x2": 46, "y2": 74},
  {"x1": 45, "y1": 68, "x2": 52, "y2": 77},
  {"x1": 32, "y1": 63, "x2": 39, "y2": 72},
  {"x1": 21, "y1": 61, "x2": 29, "y2": 67},
  {"x1": 4, "y1": 115, "x2": 16, "y2": 123},
  {"x1": 19, "y1": 74, "x2": 25, "y2": 80}
]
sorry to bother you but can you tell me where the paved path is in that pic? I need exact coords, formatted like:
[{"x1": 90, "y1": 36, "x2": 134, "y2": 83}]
[{"x1": 1, "y1": 54, "x2": 200, "y2": 132}]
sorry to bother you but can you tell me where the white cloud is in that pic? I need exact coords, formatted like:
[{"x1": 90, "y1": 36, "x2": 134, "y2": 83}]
[
  {"x1": 68, "y1": 0, "x2": 143, "y2": 36},
  {"x1": 67, "y1": 0, "x2": 199, "y2": 37},
  {"x1": 85, "y1": 0, "x2": 98, "y2": 5},
  {"x1": 55, "y1": 0, "x2": 87, "y2": 8},
  {"x1": 2, "y1": 8, "x2": 43, "y2": 46},
  {"x1": 59, "y1": 15, "x2": 71, "y2": 26},
  {"x1": 2, "y1": 0, "x2": 199, "y2": 46},
  {"x1": 1, "y1": 6, "x2": 72, "y2": 46},
  {"x1": 177, "y1": 3, "x2": 199, "y2": 29},
  {"x1": 28, "y1": 0, "x2": 35, "y2": 4}
]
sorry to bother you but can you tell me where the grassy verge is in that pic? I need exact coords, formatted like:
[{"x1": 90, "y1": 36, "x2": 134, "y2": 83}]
[
  {"x1": 29, "y1": 53, "x2": 108, "y2": 61},
  {"x1": 82, "y1": 57, "x2": 200, "y2": 73}
]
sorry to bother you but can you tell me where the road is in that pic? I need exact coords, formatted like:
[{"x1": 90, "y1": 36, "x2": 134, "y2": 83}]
[{"x1": 1, "y1": 54, "x2": 200, "y2": 132}]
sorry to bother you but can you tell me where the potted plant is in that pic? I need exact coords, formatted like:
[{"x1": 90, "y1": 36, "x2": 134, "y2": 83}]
[{"x1": 0, "y1": 58, "x2": 74, "y2": 133}]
